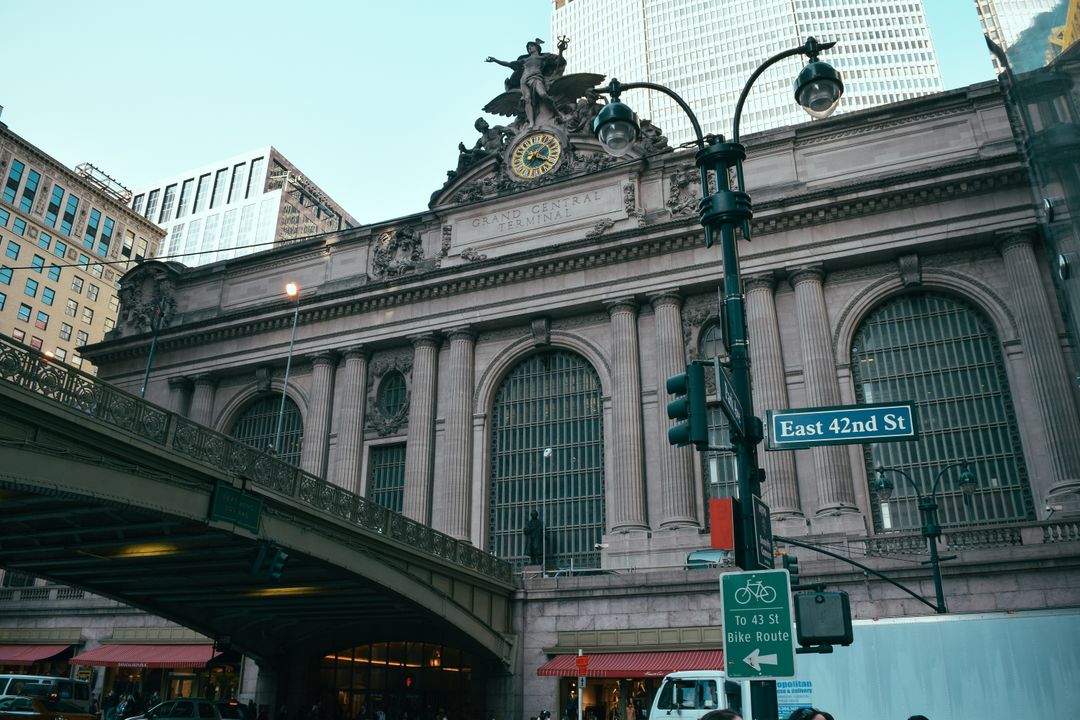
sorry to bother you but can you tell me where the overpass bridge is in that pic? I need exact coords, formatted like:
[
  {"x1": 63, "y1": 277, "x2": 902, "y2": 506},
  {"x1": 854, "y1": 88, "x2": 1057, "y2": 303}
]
[{"x1": 0, "y1": 335, "x2": 515, "y2": 673}]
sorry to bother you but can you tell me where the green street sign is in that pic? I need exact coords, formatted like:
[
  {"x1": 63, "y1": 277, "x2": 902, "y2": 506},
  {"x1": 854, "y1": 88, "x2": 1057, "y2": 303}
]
[
  {"x1": 208, "y1": 482, "x2": 263, "y2": 533},
  {"x1": 720, "y1": 569, "x2": 796, "y2": 680}
]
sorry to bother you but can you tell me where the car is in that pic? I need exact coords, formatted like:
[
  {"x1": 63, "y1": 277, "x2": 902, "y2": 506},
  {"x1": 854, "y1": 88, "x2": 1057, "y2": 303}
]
[
  {"x1": 0, "y1": 694, "x2": 98, "y2": 720},
  {"x1": 0, "y1": 678, "x2": 91, "y2": 714},
  {"x1": 131, "y1": 699, "x2": 251, "y2": 720}
]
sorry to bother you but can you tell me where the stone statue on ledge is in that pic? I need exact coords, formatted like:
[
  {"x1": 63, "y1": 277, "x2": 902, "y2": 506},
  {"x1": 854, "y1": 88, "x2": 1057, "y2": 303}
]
[{"x1": 523, "y1": 510, "x2": 544, "y2": 565}]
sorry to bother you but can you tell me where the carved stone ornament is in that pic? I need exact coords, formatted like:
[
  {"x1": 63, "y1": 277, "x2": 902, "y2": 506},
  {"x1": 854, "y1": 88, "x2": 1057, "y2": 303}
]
[
  {"x1": 898, "y1": 253, "x2": 922, "y2": 287},
  {"x1": 531, "y1": 317, "x2": 551, "y2": 346},
  {"x1": 461, "y1": 247, "x2": 488, "y2": 263},
  {"x1": 585, "y1": 218, "x2": 616, "y2": 239},
  {"x1": 623, "y1": 182, "x2": 647, "y2": 227},
  {"x1": 365, "y1": 352, "x2": 414, "y2": 437},
  {"x1": 113, "y1": 261, "x2": 181, "y2": 339},
  {"x1": 667, "y1": 168, "x2": 701, "y2": 217},
  {"x1": 371, "y1": 226, "x2": 424, "y2": 278}
]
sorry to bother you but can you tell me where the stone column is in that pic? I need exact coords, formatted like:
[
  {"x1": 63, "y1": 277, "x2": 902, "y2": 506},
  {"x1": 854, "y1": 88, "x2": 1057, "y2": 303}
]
[
  {"x1": 333, "y1": 347, "x2": 369, "y2": 493},
  {"x1": 167, "y1": 376, "x2": 193, "y2": 416},
  {"x1": 299, "y1": 351, "x2": 338, "y2": 479},
  {"x1": 606, "y1": 298, "x2": 649, "y2": 532},
  {"x1": 998, "y1": 233, "x2": 1080, "y2": 508},
  {"x1": 438, "y1": 327, "x2": 475, "y2": 540},
  {"x1": 403, "y1": 333, "x2": 439, "y2": 525},
  {"x1": 189, "y1": 374, "x2": 217, "y2": 427},
  {"x1": 789, "y1": 266, "x2": 860, "y2": 525},
  {"x1": 745, "y1": 273, "x2": 803, "y2": 520},
  {"x1": 649, "y1": 291, "x2": 697, "y2": 528}
]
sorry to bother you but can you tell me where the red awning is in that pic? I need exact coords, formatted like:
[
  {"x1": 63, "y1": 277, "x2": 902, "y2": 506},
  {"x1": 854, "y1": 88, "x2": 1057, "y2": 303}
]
[
  {"x1": 537, "y1": 651, "x2": 725, "y2": 678},
  {"x1": 70, "y1": 644, "x2": 220, "y2": 669},
  {"x1": 0, "y1": 645, "x2": 71, "y2": 665}
]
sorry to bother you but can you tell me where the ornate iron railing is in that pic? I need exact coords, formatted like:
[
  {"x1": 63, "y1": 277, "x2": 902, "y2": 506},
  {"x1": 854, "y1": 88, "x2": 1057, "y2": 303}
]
[{"x1": 0, "y1": 335, "x2": 512, "y2": 584}]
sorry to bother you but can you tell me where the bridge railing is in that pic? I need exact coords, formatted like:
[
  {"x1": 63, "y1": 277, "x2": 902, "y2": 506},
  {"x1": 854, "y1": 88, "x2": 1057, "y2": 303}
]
[{"x1": 0, "y1": 335, "x2": 512, "y2": 584}]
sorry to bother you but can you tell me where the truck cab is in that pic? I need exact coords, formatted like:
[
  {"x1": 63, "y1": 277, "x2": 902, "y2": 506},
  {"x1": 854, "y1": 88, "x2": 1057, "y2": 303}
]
[{"x1": 647, "y1": 671, "x2": 746, "y2": 720}]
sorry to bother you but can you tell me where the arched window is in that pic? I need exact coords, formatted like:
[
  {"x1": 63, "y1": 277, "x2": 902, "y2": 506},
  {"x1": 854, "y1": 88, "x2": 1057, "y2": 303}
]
[
  {"x1": 699, "y1": 319, "x2": 726, "y2": 360},
  {"x1": 378, "y1": 371, "x2": 408, "y2": 419},
  {"x1": 488, "y1": 350, "x2": 605, "y2": 571},
  {"x1": 230, "y1": 393, "x2": 304, "y2": 467},
  {"x1": 851, "y1": 292, "x2": 1033, "y2": 532}
]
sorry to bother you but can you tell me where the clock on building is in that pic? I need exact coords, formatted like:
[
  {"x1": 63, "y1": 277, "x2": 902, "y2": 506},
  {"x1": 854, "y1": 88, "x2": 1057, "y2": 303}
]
[{"x1": 509, "y1": 132, "x2": 563, "y2": 179}]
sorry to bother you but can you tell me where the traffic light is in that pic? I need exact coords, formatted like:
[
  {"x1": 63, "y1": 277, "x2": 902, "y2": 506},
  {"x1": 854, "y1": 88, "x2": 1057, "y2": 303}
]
[
  {"x1": 666, "y1": 361, "x2": 708, "y2": 448},
  {"x1": 250, "y1": 543, "x2": 289, "y2": 581},
  {"x1": 783, "y1": 554, "x2": 800, "y2": 588},
  {"x1": 794, "y1": 591, "x2": 853, "y2": 646}
]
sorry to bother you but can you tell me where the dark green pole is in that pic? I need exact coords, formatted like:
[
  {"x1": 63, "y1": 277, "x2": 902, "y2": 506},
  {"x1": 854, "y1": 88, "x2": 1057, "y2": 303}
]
[{"x1": 139, "y1": 297, "x2": 164, "y2": 399}]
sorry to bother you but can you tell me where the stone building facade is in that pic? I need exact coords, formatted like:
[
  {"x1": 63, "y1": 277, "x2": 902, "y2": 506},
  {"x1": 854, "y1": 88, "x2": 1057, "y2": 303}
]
[{"x1": 6, "y1": 56, "x2": 1080, "y2": 719}]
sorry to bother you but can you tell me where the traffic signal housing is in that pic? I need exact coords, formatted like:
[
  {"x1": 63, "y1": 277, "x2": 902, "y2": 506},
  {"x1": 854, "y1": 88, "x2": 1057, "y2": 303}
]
[
  {"x1": 794, "y1": 591, "x2": 853, "y2": 646},
  {"x1": 666, "y1": 361, "x2": 708, "y2": 448},
  {"x1": 783, "y1": 554, "x2": 800, "y2": 588},
  {"x1": 250, "y1": 543, "x2": 289, "y2": 581}
]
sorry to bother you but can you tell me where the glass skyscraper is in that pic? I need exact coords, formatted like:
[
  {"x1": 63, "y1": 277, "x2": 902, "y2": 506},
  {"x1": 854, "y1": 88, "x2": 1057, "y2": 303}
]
[{"x1": 551, "y1": 0, "x2": 945, "y2": 143}]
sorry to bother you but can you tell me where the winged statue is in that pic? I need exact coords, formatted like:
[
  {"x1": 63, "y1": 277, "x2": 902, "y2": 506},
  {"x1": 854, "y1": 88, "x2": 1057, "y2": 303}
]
[{"x1": 484, "y1": 36, "x2": 605, "y2": 127}]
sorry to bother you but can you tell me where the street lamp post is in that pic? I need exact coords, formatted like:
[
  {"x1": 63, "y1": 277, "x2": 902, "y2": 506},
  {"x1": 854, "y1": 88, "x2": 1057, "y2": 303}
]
[
  {"x1": 273, "y1": 282, "x2": 300, "y2": 457},
  {"x1": 874, "y1": 462, "x2": 979, "y2": 614},
  {"x1": 592, "y1": 36, "x2": 844, "y2": 720}
]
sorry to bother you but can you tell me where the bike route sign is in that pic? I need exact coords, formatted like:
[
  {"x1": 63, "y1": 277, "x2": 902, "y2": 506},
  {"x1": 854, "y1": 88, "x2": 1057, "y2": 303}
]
[
  {"x1": 765, "y1": 401, "x2": 918, "y2": 450},
  {"x1": 720, "y1": 569, "x2": 795, "y2": 680}
]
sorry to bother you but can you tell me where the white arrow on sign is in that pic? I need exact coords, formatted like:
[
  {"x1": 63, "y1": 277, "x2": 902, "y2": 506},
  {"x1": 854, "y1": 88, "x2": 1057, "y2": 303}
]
[{"x1": 743, "y1": 648, "x2": 779, "y2": 671}]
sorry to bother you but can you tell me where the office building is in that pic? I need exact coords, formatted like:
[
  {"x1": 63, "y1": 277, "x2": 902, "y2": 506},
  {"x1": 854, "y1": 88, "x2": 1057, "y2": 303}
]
[
  {"x1": 551, "y1": 0, "x2": 945, "y2": 142},
  {"x1": 130, "y1": 147, "x2": 358, "y2": 267},
  {"x1": 0, "y1": 118, "x2": 164, "y2": 374}
]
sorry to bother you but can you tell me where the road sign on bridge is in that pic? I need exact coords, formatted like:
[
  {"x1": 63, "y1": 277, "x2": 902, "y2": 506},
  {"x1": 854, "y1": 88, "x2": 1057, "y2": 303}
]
[
  {"x1": 721, "y1": 569, "x2": 796, "y2": 680},
  {"x1": 765, "y1": 402, "x2": 917, "y2": 450}
]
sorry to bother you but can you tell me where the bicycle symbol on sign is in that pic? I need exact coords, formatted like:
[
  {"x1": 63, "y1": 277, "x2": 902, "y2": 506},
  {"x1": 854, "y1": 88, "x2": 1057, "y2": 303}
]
[{"x1": 733, "y1": 578, "x2": 777, "y2": 605}]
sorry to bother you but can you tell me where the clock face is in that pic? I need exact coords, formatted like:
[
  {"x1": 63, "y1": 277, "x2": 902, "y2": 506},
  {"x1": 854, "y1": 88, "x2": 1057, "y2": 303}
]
[{"x1": 509, "y1": 132, "x2": 563, "y2": 179}]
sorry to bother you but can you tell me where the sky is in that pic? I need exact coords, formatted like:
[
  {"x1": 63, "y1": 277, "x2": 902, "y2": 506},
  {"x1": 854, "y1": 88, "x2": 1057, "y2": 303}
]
[{"x1": 3, "y1": 1, "x2": 995, "y2": 226}]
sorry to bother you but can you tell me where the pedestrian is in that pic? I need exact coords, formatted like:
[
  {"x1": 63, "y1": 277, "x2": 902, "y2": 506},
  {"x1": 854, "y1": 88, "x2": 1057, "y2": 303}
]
[
  {"x1": 787, "y1": 709, "x2": 833, "y2": 720},
  {"x1": 700, "y1": 711, "x2": 741, "y2": 720}
]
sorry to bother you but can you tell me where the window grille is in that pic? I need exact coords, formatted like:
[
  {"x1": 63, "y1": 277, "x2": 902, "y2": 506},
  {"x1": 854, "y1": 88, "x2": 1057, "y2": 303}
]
[
  {"x1": 488, "y1": 351, "x2": 605, "y2": 571},
  {"x1": 230, "y1": 394, "x2": 304, "y2": 466},
  {"x1": 368, "y1": 443, "x2": 406, "y2": 512},
  {"x1": 850, "y1": 292, "x2": 1033, "y2": 531}
]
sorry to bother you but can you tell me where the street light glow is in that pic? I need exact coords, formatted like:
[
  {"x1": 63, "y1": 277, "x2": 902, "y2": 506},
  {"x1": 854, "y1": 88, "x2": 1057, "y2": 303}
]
[{"x1": 285, "y1": 282, "x2": 299, "y2": 298}]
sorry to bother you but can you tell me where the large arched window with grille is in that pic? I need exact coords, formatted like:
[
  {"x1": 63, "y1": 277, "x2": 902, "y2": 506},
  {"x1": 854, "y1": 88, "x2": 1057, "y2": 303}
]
[
  {"x1": 488, "y1": 350, "x2": 605, "y2": 571},
  {"x1": 850, "y1": 292, "x2": 1033, "y2": 532},
  {"x1": 230, "y1": 394, "x2": 304, "y2": 467}
]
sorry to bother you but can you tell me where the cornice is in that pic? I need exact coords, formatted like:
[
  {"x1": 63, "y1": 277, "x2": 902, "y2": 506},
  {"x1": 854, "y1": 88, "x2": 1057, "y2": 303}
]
[{"x1": 85, "y1": 159, "x2": 1030, "y2": 366}]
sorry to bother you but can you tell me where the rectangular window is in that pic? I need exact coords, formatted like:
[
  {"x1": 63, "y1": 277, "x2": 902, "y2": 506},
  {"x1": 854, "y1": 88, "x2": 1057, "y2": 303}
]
[
  {"x1": 77, "y1": 254, "x2": 90, "y2": 271},
  {"x1": 17, "y1": 303, "x2": 32, "y2": 322},
  {"x1": 53, "y1": 240, "x2": 67, "y2": 259},
  {"x1": 91, "y1": 262, "x2": 104, "y2": 278},
  {"x1": 34, "y1": 310, "x2": 49, "y2": 330},
  {"x1": 71, "y1": 354, "x2": 82, "y2": 369},
  {"x1": 193, "y1": 174, "x2": 211, "y2": 212},
  {"x1": 5, "y1": 241, "x2": 20, "y2": 260},
  {"x1": 98, "y1": 216, "x2": 115, "y2": 257},
  {"x1": 37, "y1": 231, "x2": 52, "y2": 251},
  {"x1": 59, "y1": 323, "x2": 72, "y2": 341},
  {"x1": 228, "y1": 163, "x2": 248, "y2": 204},
  {"x1": 0, "y1": 291, "x2": 4, "y2": 310},
  {"x1": 144, "y1": 189, "x2": 160, "y2": 221},
  {"x1": 48, "y1": 264, "x2": 60, "y2": 281},
  {"x1": 121, "y1": 230, "x2": 135, "y2": 259},
  {"x1": 42, "y1": 287, "x2": 55, "y2": 306},
  {"x1": 0, "y1": 208, "x2": 9, "y2": 227},
  {"x1": 45, "y1": 184, "x2": 64, "y2": 227},
  {"x1": 108, "y1": 295, "x2": 119, "y2": 313},
  {"x1": 103, "y1": 317, "x2": 115, "y2": 331},
  {"x1": 12, "y1": 328, "x2": 25, "y2": 342},
  {"x1": 246, "y1": 157, "x2": 265, "y2": 198},
  {"x1": 132, "y1": 194, "x2": 145, "y2": 214},
  {"x1": 176, "y1": 178, "x2": 194, "y2": 219},
  {"x1": 60, "y1": 194, "x2": 80, "y2": 236},
  {"x1": 76, "y1": 330, "x2": 89, "y2": 346},
  {"x1": 210, "y1": 168, "x2": 229, "y2": 208},
  {"x1": 65, "y1": 299, "x2": 78, "y2": 317},
  {"x1": 0, "y1": 266, "x2": 11, "y2": 284},
  {"x1": 31, "y1": 255, "x2": 45, "y2": 273},
  {"x1": 87, "y1": 283, "x2": 100, "y2": 301},
  {"x1": 54, "y1": 347, "x2": 67, "y2": 361},
  {"x1": 13, "y1": 218, "x2": 26, "y2": 236},
  {"x1": 83, "y1": 208, "x2": 102, "y2": 250},
  {"x1": 3, "y1": 159, "x2": 25, "y2": 204},
  {"x1": 134, "y1": 237, "x2": 147, "y2": 262},
  {"x1": 30, "y1": 336, "x2": 43, "y2": 351},
  {"x1": 81, "y1": 307, "x2": 94, "y2": 324},
  {"x1": 159, "y1": 184, "x2": 177, "y2": 223},
  {"x1": 24, "y1": 278, "x2": 39, "y2": 297},
  {"x1": 367, "y1": 444, "x2": 407, "y2": 512},
  {"x1": 19, "y1": 169, "x2": 41, "y2": 213},
  {"x1": 71, "y1": 276, "x2": 84, "y2": 293}
]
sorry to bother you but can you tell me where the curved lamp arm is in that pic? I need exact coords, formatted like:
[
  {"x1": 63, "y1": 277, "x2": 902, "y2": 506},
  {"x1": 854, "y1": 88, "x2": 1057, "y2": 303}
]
[
  {"x1": 599, "y1": 79, "x2": 707, "y2": 149},
  {"x1": 733, "y1": 37, "x2": 836, "y2": 143},
  {"x1": 876, "y1": 465, "x2": 922, "y2": 499},
  {"x1": 929, "y1": 461, "x2": 972, "y2": 499}
]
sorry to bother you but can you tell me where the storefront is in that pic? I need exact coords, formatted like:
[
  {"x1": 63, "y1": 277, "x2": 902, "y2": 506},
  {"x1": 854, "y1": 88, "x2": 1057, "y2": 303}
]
[{"x1": 0, "y1": 628, "x2": 83, "y2": 678}]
